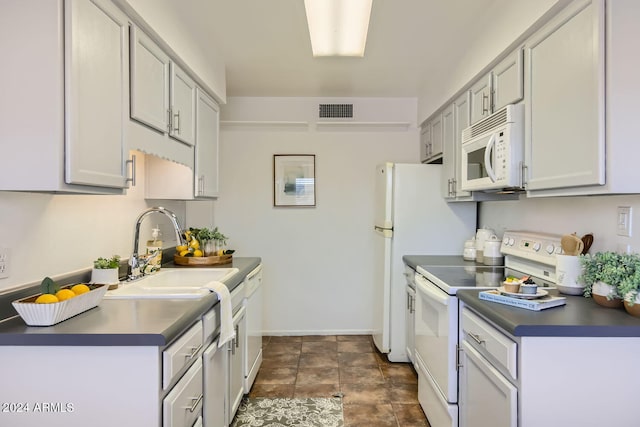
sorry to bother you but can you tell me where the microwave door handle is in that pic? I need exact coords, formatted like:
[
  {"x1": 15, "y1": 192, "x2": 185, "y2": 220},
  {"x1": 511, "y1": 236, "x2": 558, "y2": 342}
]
[{"x1": 484, "y1": 133, "x2": 497, "y2": 182}]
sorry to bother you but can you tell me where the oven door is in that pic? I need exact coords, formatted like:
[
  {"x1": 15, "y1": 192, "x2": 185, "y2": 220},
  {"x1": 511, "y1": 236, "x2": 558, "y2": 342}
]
[{"x1": 414, "y1": 273, "x2": 459, "y2": 403}]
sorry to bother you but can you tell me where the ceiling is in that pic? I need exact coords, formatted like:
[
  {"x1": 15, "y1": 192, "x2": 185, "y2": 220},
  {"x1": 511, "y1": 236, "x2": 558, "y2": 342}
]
[{"x1": 168, "y1": 0, "x2": 508, "y2": 98}]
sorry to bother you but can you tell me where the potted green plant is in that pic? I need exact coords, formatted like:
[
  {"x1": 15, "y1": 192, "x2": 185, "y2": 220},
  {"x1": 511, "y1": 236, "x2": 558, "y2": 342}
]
[
  {"x1": 579, "y1": 252, "x2": 640, "y2": 310},
  {"x1": 91, "y1": 255, "x2": 121, "y2": 289},
  {"x1": 616, "y1": 254, "x2": 640, "y2": 317}
]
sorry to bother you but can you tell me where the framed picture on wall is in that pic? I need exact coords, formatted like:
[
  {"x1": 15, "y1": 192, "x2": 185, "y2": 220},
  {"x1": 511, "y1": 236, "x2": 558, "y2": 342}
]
[{"x1": 273, "y1": 154, "x2": 316, "y2": 207}]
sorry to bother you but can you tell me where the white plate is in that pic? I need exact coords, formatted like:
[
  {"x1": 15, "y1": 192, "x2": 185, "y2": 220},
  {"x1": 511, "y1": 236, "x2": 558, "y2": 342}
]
[{"x1": 498, "y1": 286, "x2": 548, "y2": 300}]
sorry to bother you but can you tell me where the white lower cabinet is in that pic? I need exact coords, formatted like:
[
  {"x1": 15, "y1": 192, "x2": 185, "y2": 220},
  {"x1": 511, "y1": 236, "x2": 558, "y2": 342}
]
[
  {"x1": 163, "y1": 359, "x2": 203, "y2": 427},
  {"x1": 228, "y1": 306, "x2": 247, "y2": 426},
  {"x1": 203, "y1": 339, "x2": 226, "y2": 427},
  {"x1": 459, "y1": 341, "x2": 517, "y2": 427},
  {"x1": 404, "y1": 279, "x2": 416, "y2": 365}
]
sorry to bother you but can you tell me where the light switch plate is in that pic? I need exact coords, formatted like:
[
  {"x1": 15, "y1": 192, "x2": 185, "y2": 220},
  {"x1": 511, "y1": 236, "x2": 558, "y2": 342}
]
[{"x1": 617, "y1": 206, "x2": 632, "y2": 237}]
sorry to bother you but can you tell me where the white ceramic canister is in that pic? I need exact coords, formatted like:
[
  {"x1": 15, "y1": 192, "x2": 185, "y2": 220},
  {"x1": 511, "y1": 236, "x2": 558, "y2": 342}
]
[
  {"x1": 475, "y1": 228, "x2": 495, "y2": 263},
  {"x1": 555, "y1": 254, "x2": 586, "y2": 295},
  {"x1": 463, "y1": 238, "x2": 477, "y2": 261},
  {"x1": 483, "y1": 235, "x2": 504, "y2": 266}
]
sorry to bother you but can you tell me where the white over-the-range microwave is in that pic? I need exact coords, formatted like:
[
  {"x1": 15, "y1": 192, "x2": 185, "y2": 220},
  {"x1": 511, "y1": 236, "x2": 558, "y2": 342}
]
[{"x1": 460, "y1": 104, "x2": 524, "y2": 192}]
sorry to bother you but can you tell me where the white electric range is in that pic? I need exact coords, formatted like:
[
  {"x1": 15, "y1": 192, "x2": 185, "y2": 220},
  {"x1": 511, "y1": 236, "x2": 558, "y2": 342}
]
[{"x1": 413, "y1": 230, "x2": 562, "y2": 427}]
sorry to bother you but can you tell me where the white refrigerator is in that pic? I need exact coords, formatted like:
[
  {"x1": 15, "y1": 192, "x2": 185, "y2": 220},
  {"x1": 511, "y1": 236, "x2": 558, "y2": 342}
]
[{"x1": 372, "y1": 163, "x2": 476, "y2": 361}]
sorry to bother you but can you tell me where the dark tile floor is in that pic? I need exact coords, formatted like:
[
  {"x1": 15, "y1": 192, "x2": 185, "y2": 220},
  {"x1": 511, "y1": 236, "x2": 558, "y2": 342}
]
[{"x1": 248, "y1": 335, "x2": 431, "y2": 427}]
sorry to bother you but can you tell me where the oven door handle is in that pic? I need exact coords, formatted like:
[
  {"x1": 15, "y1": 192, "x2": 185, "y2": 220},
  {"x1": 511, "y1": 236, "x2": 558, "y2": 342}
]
[{"x1": 415, "y1": 276, "x2": 449, "y2": 306}]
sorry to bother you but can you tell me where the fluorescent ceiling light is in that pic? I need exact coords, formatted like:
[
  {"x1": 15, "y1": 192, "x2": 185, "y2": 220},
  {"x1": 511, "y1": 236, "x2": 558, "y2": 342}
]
[{"x1": 304, "y1": 0, "x2": 373, "y2": 57}]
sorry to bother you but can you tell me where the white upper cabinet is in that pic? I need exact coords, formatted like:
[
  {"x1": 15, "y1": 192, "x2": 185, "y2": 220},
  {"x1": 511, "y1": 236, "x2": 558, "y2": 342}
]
[
  {"x1": 130, "y1": 26, "x2": 170, "y2": 133},
  {"x1": 469, "y1": 74, "x2": 492, "y2": 125},
  {"x1": 169, "y1": 63, "x2": 197, "y2": 146},
  {"x1": 65, "y1": 0, "x2": 130, "y2": 189},
  {"x1": 492, "y1": 49, "x2": 524, "y2": 111},
  {"x1": 130, "y1": 25, "x2": 196, "y2": 146},
  {"x1": 420, "y1": 125, "x2": 431, "y2": 163},
  {"x1": 430, "y1": 113, "x2": 444, "y2": 162},
  {"x1": 469, "y1": 49, "x2": 524, "y2": 125},
  {"x1": 0, "y1": 0, "x2": 129, "y2": 193},
  {"x1": 441, "y1": 104, "x2": 456, "y2": 198},
  {"x1": 453, "y1": 92, "x2": 473, "y2": 199},
  {"x1": 524, "y1": 0, "x2": 605, "y2": 192},
  {"x1": 194, "y1": 89, "x2": 220, "y2": 198}
]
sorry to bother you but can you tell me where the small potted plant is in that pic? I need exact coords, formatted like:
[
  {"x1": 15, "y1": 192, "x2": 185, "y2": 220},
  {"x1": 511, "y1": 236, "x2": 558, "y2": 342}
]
[
  {"x1": 615, "y1": 254, "x2": 640, "y2": 317},
  {"x1": 91, "y1": 255, "x2": 121, "y2": 290},
  {"x1": 579, "y1": 252, "x2": 640, "y2": 310},
  {"x1": 579, "y1": 252, "x2": 626, "y2": 308}
]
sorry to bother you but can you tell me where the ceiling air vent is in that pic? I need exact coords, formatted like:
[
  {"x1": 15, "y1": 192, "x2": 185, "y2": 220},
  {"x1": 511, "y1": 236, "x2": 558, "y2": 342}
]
[{"x1": 319, "y1": 104, "x2": 353, "y2": 119}]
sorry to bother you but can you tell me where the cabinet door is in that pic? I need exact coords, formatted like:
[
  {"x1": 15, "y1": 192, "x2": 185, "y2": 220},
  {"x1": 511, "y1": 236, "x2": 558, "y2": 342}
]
[
  {"x1": 492, "y1": 49, "x2": 524, "y2": 111},
  {"x1": 227, "y1": 306, "x2": 246, "y2": 425},
  {"x1": 203, "y1": 341, "x2": 226, "y2": 427},
  {"x1": 454, "y1": 92, "x2": 472, "y2": 198},
  {"x1": 170, "y1": 63, "x2": 197, "y2": 146},
  {"x1": 459, "y1": 341, "x2": 517, "y2": 427},
  {"x1": 441, "y1": 104, "x2": 456, "y2": 198},
  {"x1": 405, "y1": 286, "x2": 416, "y2": 364},
  {"x1": 420, "y1": 125, "x2": 431, "y2": 163},
  {"x1": 525, "y1": 0, "x2": 604, "y2": 191},
  {"x1": 429, "y1": 113, "x2": 443, "y2": 161},
  {"x1": 130, "y1": 26, "x2": 170, "y2": 133},
  {"x1": 195, "y1": 89, "x2": 220, "y2": 198},
  {"x1": 469, "y1": 74, "x2": 492, "y2": 124},
  {"x1": 64, "y1": 0, "x2": 129, "y2": 188}
]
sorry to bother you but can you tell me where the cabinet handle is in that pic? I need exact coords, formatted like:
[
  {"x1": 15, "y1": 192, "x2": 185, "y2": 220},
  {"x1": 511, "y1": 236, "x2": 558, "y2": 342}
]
[
  {"x1": 167, "y1": 108, "x2": 172, "y2": 132},
  {"x1": 520, "y1": 161, "x2": 528, "y2": 188},
  {"x1": 235, "y1": 325, "x2": 240, "y2": 348},
  {"x1": 185, "y1": 394, "x2": 203, "y2": 413},
  {"x1": 456, "y1": 344, "x2": 463, "y2": 369},
  {"x1": 231, "y1": 338, "x2": 236, "y2": 355},
  {"x1": 468, "y1": 332, "x2": 485, "y2": 345},
  {"x1": 125, "y1": 154, "x2": 136, "y2": 187},
  {"x1": 410, "y1": 295, "x2": 415, "y2": 314},
  {"x1": 174, "y1": 110, "x2": 181, "y2": 134},
  {"x1": 407, "y1": 293, "x2": 411, "y2": 310},
  {"x1": 482, "y1": 93, "x2": 489, "y2": 114},
  {"x1": 451, "y1": 178, "x2": 457, "y2": 196},
  {"x1": 185, "y1": 343, "x2": 203, "y2": 360},
  {"x1": 200, "y1": 175, "x2": 205, "y2": 195}
]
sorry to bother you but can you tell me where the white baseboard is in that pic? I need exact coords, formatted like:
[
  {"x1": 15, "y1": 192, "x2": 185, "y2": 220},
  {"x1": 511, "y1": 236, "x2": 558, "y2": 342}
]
[{"x1": 262, "y1": 329, "x2": 373, "y2": 337}]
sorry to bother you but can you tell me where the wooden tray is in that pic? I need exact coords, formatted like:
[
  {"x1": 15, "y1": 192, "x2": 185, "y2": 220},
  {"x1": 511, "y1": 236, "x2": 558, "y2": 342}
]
[{"x1": 174, "y1": 254, "x2": 232, "y2": 266}]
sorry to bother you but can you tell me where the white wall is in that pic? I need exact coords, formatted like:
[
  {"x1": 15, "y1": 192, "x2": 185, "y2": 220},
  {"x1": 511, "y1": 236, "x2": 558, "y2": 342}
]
[
  {"x1": 479, "y1": 195, "x2": 640, "y2": 254},
  {"x1": 0, "y1": 154, "x2": 186, "y2": 291},
  {"x1": 214, "y1": 97, "x2": 419, "y2": 335}
]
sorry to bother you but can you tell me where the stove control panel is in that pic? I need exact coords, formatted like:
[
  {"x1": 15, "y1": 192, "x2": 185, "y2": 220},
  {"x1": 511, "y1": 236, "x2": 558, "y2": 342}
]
[{"x1": 501, "y1": 230, "x2": 563, "y2": 266}]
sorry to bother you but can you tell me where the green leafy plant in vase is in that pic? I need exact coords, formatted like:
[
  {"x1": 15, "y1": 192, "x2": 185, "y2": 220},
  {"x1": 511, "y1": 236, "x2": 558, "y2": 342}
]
[
  {"x1": 579, "y1": 252, "x2": 639, "y2": 309},
  {"x1": 91, "y1": 255, "x2": 121, "y2": 289}
]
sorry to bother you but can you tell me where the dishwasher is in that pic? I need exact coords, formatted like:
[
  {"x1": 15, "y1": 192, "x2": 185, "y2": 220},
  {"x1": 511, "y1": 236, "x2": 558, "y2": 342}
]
[{"x1": 243, "y1": 264, "x2": 263, "y2": 392}]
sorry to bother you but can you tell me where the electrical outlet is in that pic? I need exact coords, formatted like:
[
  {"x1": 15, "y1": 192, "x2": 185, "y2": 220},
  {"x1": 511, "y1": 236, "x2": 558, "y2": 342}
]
[
  {"x1": 617, "y1": 206, "x2": 632, "y2": 237},
  {"x1": 0, "y1": 248, "x2": 9, "y2": 279}
]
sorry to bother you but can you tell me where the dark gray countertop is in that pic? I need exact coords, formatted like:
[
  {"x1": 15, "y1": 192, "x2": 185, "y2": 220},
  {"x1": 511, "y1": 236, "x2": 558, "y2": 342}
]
[
  {"x1": 458, "y1": 289, "x2": 640, "y2": 337},
  {"x1": 0, "y1": 257, "x2": 261, "y2": 346}
]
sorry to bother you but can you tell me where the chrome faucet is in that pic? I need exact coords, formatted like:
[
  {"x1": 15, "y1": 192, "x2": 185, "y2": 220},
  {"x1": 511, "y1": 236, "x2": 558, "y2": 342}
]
[{"x1": 129, "y1": 207, "x2": 185, "y2": 280}]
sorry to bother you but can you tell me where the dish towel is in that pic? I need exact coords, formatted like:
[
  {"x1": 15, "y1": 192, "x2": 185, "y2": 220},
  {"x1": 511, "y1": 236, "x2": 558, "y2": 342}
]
[{"x1": 201, "y1": 280, "x2": 235, "y2": 348}]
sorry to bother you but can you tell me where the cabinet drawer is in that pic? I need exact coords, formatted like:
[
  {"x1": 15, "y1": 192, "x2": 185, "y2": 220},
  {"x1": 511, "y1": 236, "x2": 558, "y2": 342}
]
[
  {"x1": 163, "y1": 321, "x2": 203, "y2": 389},
  {"x1": 163, "y1": 358, "x2": 203, "y2": 427},
  {"x1": 202, "y1": 308, "x2": 219, "y2": 344},
  {"x1": 462, "y1": 308, "x2": 517, "y2": 379}
]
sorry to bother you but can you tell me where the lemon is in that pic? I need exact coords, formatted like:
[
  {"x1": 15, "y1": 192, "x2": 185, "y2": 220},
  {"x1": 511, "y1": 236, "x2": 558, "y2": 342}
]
[
  {"x1": 179, "y1": 249, "x2": 191, "y2": 257},
  {"x1": 193, "y1": 249, "x2": 203, "y2": 257},
  {"x1": 189, "y1": 239, "x2": 200, "y2": 249},
  {"x1": 71, "y1": 284, "x2": 91, "y2": 295},
  {"x1": 35, "y1": 294, "x2": 59, "y2": 304},
  {"x1": 176, "y1": 245, "x2": 188, "y2": 252},
  {"x1": 55, "y1": 289, "x2": 76, "y2": 301}
]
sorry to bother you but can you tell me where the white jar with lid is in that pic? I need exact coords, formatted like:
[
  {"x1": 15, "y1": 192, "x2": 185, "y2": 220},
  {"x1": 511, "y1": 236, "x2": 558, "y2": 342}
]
[
  {"x1": 483, "y1": 235, "x2": 503, "y2": 266},
  {"x1": 463, "y1": 238, "x2": 477, "y2": 261},
  {"x1": 475, "y1": 228, "x2": 495, "y2": 263}
]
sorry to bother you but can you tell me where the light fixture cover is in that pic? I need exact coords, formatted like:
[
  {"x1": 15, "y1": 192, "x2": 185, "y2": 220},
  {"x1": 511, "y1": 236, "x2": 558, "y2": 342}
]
[{"x1": 304, "y1": 0, "x2": 373, "y2": 57}]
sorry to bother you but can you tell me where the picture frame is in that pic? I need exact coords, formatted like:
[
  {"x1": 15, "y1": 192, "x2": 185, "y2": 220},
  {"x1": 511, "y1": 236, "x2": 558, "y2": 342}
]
[{"x1": 273, "y1": 154, "x2": 316, "y2": 207}]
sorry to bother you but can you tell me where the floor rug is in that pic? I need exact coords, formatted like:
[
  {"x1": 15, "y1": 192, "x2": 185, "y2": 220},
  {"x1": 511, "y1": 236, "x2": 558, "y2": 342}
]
[{"x1": 231, "y1": 397, "x2": 344, "y2": 427}]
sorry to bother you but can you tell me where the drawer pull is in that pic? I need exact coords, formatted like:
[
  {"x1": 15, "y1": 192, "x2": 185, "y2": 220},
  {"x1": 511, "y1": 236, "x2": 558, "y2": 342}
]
[
  {"x1": 185, "y1": 344, "x2": 203, "y2": 360},
  {"x1": 468, "y1": 332, "x2": 485, "y2": 345},
  {"x1": 185, "y1": 394, "x2": 203, "y2": 413}
]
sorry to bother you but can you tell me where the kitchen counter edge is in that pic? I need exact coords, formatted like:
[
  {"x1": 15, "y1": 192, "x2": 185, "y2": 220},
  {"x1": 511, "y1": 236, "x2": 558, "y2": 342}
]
[{"x1": 0, "y1": 257, "x2": 261, "y2": 347}]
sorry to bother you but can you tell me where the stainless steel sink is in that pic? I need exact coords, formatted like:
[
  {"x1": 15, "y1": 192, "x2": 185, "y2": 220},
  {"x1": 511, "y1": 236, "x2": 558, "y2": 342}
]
[{"x1": 104, "y1": 267, "x2": 239, "y2": 299}]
